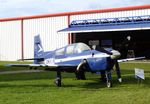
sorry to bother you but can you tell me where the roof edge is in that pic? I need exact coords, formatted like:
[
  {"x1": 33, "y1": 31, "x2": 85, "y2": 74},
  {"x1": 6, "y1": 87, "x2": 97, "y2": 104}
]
[{"x1": 0, "y1": 5, "x2": 150, "y2": 22}]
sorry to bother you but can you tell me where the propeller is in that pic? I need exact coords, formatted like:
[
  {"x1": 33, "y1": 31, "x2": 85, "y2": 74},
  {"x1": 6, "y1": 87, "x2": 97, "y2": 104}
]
[
  {"x1": 104, "y1": 36, "x2": 132, "y2": 82},
  {"x1": 108, "y1": 49, "x2": 122, "y2": 82},
  {"x1": 93, "y1": 45, "x2": 122, "y2": 82},
  {"x1": 112, "y1": 36, "x2": 131, "y2": 82}
]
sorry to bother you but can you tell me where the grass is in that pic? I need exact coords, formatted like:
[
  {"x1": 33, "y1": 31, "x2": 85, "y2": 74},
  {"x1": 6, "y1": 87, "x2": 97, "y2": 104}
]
[{"x1": 0, "y1": 62, "x2": 150, "y2": 104}]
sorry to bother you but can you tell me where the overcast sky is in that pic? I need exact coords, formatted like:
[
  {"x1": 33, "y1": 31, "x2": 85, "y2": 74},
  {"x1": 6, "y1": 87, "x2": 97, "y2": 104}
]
[{"x1": 0, "y1": 0, "x2": 150, "y2": 18}]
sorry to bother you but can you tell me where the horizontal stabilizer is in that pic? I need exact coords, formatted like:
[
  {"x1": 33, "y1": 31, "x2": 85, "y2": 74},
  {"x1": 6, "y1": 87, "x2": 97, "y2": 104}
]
[{"x1": 18, "y1": 58, "x2": 44, "y2": 61}]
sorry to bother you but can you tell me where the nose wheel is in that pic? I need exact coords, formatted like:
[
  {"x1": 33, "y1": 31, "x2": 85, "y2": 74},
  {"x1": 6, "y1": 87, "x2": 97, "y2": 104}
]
[
  {"x1": 106, "y1": 70, "x2": 112, "y2": 88},
  {"x1": 54, "y1": 77, "x2": 61, "y2": 87}
]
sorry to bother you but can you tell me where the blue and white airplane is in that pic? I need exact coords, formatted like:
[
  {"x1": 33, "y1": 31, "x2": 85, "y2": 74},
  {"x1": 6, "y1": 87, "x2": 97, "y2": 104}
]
[{"x1": 8, "y1": 35, "x2": 145, "y2": 87}]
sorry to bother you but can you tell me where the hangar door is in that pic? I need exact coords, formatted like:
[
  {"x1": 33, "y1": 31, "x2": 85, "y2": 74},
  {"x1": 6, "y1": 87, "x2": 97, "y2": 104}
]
[{"x1": 58, "y1": 15, "x2": 150, "y2": 58}]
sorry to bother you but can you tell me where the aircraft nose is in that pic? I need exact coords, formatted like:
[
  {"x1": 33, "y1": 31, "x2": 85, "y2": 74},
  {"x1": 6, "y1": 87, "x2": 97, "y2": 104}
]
[{"x1": 110, "y1": 50, "x2": 121, "y2": 59}]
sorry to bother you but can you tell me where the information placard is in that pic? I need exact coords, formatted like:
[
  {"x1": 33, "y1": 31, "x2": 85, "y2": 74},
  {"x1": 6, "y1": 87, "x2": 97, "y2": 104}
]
[{"x1": 135, "y1": 68, "x2": 145, "y2": 80}]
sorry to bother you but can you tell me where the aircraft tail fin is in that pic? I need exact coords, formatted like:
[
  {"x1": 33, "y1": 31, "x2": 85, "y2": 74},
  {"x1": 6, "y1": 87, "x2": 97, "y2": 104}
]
[
  {"x1": 16, "y1": 35, "x2": 44, "y2": 64},
  {"x1": 34, "y1": 35, "x2": 44, "y2": 63}
]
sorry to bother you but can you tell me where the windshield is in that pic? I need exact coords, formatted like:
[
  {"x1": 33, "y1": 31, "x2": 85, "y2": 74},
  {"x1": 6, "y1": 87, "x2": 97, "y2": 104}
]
[
  {"x1": 75, "y1": 43, "x2": 91, "y2": 53},
  {"x1": 66, "y1": 45, "x2": 74, "y2": 54}
]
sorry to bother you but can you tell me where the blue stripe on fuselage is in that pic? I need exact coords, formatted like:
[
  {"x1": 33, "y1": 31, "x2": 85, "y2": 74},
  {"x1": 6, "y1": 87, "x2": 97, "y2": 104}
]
[{"x1": 55, "y1": 50, "x2": 109, "y2": 71}]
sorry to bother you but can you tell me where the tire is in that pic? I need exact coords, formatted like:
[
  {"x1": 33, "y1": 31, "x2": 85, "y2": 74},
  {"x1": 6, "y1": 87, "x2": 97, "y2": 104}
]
[
  {"x1": 107, "y1": 81, "x2": 112, "y2": 88},
  {"x1": 54, "y1": 78, "x2": 61, "y2": 87},
  {"x1": 76, "y1": 60, "x2": 86, "y2": 80}
]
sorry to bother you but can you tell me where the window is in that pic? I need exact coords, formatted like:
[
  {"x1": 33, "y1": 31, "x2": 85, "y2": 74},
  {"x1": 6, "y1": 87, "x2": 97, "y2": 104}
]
[
  {"x1": 66, "y1": 45, "x2": 74, "y2": 54},
  {"x1": 55, "y1": 48, "x2": 65, "y2": 56},
  {"x1": 75, "y1": 43, "x2": 91, "y2": 53}
]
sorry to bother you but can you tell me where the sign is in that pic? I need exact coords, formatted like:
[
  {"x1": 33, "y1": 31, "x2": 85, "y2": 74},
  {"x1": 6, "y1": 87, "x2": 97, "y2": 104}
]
[{"x1": 135, "y1": 68, "x2": 145, "y2": 80}]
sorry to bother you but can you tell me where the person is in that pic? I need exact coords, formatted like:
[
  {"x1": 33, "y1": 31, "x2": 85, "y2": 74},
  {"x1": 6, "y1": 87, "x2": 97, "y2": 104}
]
[{"x1": 119, "y1": 36, "x2": 131, "y2": 58}]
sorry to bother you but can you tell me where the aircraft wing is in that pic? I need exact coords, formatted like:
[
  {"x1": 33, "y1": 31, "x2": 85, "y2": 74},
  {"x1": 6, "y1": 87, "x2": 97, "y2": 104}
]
[
  {"x1": 6, "y1": 63, "x2": 77, "y2": 72},
  {"x1": 6, "y1": 64, "x2": 58, "y2": 68},
  {"x1": 117, "y1": 57, "x2": 145, "y2": 62},
  {"x1": 6, "y1": 63, "x2": 77, "y2": 68}
]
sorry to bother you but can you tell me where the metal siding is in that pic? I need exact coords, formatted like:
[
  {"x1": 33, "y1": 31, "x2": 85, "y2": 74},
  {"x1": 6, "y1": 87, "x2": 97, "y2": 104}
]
[
  {"x1": 0, "y1": 21, "x2": 21, "y2": 61},
  {"x1": 23, "y1": 16, "x2": 68, "y2": 59},
  {"x1": 70, "y1": 9, "x2": 150, "y2": 21}
]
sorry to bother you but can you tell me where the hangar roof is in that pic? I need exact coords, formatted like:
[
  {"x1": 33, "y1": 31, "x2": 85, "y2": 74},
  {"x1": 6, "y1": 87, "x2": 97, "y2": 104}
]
[
  {"x1": 58, "y1": 15, "x2": 150, "y2": 33},
  {"x1": 58, "y1": 22, "x2": 150, "y2": 33}
]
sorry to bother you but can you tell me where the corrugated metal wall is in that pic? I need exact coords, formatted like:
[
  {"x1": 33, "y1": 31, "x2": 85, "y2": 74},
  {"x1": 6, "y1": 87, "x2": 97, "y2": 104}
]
[
  {"x1": 0, "y1": 21, "x2": 21, "y2": 61},
  {"x1": 70, "y1": 9, "x2": 150, "y2": 21},
  {"x1": 23, "y1": 16, "x2": 68, "y2": 59}
]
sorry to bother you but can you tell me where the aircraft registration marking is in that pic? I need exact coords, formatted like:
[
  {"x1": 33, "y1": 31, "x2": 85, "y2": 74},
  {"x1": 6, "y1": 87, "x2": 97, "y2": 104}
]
[{"x1": 45, "y1": 58, "x2": 54, "y2": 64}]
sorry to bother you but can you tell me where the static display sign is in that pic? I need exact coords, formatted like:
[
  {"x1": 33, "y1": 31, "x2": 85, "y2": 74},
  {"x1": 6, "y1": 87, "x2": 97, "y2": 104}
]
[{"x1": 135, "y1": 68, "x2": 145, "y2": 80}]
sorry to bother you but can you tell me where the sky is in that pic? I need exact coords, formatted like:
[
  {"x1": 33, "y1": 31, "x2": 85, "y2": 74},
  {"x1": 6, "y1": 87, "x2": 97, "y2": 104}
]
[{"x1": 0, "y1": 0, "x2": 150, "y2": 18}]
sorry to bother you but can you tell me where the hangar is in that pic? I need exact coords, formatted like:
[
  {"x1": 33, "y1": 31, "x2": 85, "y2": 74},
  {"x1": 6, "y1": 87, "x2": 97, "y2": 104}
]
[
  {"x1": 58, "y1": 15, "x2": 150, "y2": 58},
  {"x1": 0, "y1": 5, "x2": 150, "y2": 61}
]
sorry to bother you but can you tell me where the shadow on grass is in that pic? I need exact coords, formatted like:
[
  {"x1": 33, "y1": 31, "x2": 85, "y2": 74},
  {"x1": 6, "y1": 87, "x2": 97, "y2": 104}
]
[
  {"x1": 76, "y1": 77, "x2": 150, "y2": 90},
  {"x1": 0, "y1": 71, "x2": 77, "y2": 82},
  {"x1": 78, "y1": 69, "x2": 150, "y2": 89},
  {"x1": 114, "y1": 75, "x2": 150, "y2": 87},
  {"x1": 0, "y1": 72, "x2": 54, "y2": 82},
  {"x1": 0, "y1": 69, "x2": 149, "y2": 89}
]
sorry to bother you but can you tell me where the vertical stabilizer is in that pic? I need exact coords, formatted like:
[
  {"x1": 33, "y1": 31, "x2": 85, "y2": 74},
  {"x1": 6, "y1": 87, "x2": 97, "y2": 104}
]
[{"x1": 34, "y1": 35, "x2": 44, "y2": 63}]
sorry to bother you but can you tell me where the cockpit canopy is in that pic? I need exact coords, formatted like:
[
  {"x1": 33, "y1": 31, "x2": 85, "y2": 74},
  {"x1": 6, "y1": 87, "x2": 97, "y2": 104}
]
[
  {"x1": 74, "y1": 43, "x2": 91, "y2": 53},
  {"x1": 55, "y1": 43, "x2": 91, "y2": 56}
]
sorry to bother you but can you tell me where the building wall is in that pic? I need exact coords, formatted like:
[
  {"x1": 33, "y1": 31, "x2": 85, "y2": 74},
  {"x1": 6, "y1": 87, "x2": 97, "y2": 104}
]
[
  {"x1": 0, "y1": 21, "x2": 21, "y2": 60},
  {"x1": 0, "y1": 16, "x2": 69, "y2": 60},
  {"x1": 23, "y1": 16, "x2": 68, "y2": 59}
]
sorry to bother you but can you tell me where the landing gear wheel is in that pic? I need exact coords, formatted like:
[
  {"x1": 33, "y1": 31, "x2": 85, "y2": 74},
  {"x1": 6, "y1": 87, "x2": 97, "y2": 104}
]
[
  {"x1": 54, "y1": 78, "x2": 61, "y2": 87},
  {"x1": 107, "y1": 81, "x2": 112, "y2": 88},
  {"x1": 105, "y1": 70, "x2": 112, "y2": 88}
]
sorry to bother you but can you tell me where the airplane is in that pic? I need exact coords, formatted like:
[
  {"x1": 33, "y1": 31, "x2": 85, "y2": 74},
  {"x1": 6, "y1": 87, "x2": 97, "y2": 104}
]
[{"x1": 7, "y1": 35, "x2": 145, "y2": 88}]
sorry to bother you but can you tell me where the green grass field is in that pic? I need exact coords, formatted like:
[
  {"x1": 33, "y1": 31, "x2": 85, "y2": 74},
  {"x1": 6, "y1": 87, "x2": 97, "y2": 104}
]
[{"x1": 0, "y1": 62, "x2": 150, "y2": 104}]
